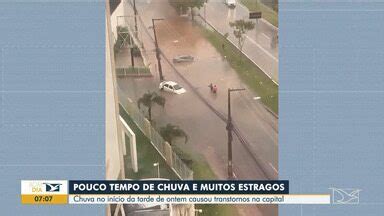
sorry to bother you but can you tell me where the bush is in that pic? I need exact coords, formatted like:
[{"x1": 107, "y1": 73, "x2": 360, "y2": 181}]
[{"x1": 131, "y1": 45, "x2": 141, "y2": 57}]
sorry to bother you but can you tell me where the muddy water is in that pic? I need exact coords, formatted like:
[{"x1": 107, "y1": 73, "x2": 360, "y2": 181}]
[
  {"x1": 118, "y1": 1, "x2": 278, "y2": 215},
  {"x1": 151, "y1": 2, "x2": 278, "y2": 172}
]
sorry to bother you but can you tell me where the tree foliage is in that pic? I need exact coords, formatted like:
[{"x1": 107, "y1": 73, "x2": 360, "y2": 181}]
[
  {"x1": 160, "y1": 123, "x2": 188, "y2": 145},
  {"x1": 229, "y1": 19, "x2": 255, "y2": 53},
  {"x1": 170, "y1": 0, "x2": 206, "y2": 19},
  {"x1": 137, "y1": 91, "x2": 165, "y2": 122}
]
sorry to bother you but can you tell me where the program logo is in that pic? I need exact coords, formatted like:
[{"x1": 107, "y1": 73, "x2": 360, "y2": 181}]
[
  {"x1": 330, "y1": 188, "x2": 361, "y2": 204},
  {"x1": 44, "y1": 183, "x2": 62, "y2": 192},
  {"x1": 22, "y1": 180, "x2": 67, "y2": 195}
]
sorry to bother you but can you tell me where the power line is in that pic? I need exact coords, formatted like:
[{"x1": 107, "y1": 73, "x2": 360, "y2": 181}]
[{"x1": 127, "y1": 2, "x2": 274, "y2": 180}]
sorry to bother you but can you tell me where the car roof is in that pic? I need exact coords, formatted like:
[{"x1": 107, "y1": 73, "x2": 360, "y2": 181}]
[{"x1": 164, "y1": 81, "x2": 178, "y2": 85}]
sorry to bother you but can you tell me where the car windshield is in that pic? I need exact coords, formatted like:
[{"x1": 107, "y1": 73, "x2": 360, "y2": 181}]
[{"x1": 173, "y1": 84, "x2": 182, "y2": 90}]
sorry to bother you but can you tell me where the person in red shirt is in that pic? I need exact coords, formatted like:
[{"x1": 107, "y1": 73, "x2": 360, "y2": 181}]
[{"x1": 212, "y1": 85, "x2": 217, "y2": 93}]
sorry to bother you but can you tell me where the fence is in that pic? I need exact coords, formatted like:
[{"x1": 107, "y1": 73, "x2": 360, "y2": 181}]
[
  {"x1": 119, "y1": 98, "x2": 193, "y2": 180},
  {"x1": 116, "y1": 14, "x2": 150, "y2": 70},
  {"x1": 116, "y1": 67, "x2": 151, "y2": 77}
]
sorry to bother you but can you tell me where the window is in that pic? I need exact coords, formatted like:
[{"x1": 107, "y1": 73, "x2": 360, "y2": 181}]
[{"x1": 174, "y1": 84, "x2": 182, "y2": 90}]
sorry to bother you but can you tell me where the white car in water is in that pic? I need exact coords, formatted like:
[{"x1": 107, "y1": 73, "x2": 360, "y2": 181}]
[
  {"x1": 225, "y1": 0, "x2": 236, "y2": 8},
  {"x1": 159, "y1": 81, "x2": 186, "y2": 94}
]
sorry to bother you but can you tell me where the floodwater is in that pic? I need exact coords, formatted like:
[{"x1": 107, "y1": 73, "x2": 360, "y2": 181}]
[{"x1": 116, "y1": 0, "x2": 278, "y2": 215}]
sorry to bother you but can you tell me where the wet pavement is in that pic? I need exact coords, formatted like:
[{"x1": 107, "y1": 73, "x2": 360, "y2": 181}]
[
  {"x1": 200, "y1": 1, "x2": 279, "y2": 82},
  {"x1": 115, "y1": 49, "x2": 144, "y2": 68},
  {"x1": 116, "y1": 1, "x2": 278, "y2": 215}
]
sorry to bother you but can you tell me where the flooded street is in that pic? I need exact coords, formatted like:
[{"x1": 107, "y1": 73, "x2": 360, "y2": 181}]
[{"x1": 116, "y1": 1, "x2": 278, "y2": 215}]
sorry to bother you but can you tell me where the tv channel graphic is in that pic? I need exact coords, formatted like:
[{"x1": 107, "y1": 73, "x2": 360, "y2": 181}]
[{"x1": 21, "y1": 180, "x2": 68, "y2": 205}]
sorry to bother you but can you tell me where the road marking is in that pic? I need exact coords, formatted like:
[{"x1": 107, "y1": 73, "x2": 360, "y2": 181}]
[
  {"x1": 206, "y1": 1, "x2": 277, "y2": 62},
  {"x1": 269, "y1": 162, "x2": 278, "y2": 174},
  {"x1": 237, "y1": 1, "x2": 278, "y2": 31},
  {"x1": 202, "y1": 4, "x2": 279, "y2": 84},
  {"x1": 238, "y1": 2, "x2": 249, "y2": 13},
  {"x1": 261, "y1": 33, "x2": 271, "y2": 40},
  {"x1": 245, "y1": 35, "x2": 278, "y2": 62}
]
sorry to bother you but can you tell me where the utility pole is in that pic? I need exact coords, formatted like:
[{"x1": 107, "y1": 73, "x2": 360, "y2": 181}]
[
  {"x1": 130, "y1": 47, "x2": 135, "y2": 68},
  {"x1": 131, "y1": 0, "x2": 137, "y2": 71},
  {"x1": 133, "y1": 0, "x2": 138, "y2": 34},
  {"x1": 153, "y1": 162, "x2": 160, "y2": 178},
  {"x1": 152, "y1": 18, "x2": 164, "y2": 81},
  {"x1": 204, "y1": 0, "x2": 207, "y2": 25},
  {"x1": 227, "y1": 88, "x2": 245, "y2": 180}
]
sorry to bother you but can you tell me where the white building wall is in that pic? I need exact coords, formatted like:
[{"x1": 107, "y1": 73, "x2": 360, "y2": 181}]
[
  {"x1": 110, "y1": 1, "x2": 127, "y2": 43},
  {"x1": 106, "y1": 0, "x2": 125, "y2": 181}
]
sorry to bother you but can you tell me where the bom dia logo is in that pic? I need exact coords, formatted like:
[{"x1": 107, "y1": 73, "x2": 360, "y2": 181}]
[{"x1": 43, "y1": 183, "x2": 62, "y2": 192}]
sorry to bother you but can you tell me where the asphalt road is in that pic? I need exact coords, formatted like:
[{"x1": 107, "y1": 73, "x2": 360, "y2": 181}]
[
  {"x1": 200, "y1": 1, "x2": 279, "y2": 82},
  {"x1": 116, "y1": 1, "x2": 278, "y2": 215}
]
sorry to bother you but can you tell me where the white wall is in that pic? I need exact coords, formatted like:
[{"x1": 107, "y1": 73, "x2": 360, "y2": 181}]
[
  {"x1": 110, "y1": 1, "x2": 127, "y2": 43},
  {"x1": 106, "y1": 0, "x2": 125, "y2": 181}
]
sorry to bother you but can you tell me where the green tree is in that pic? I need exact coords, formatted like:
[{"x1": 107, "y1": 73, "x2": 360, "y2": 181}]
[
  {"x1": 170, "y1": 0, "x2": 206, "y2": 20},
  {"x1": 160, "y1": 123, "x2": 188, "y2": 145},
  {"x1": 137, "y1": 92, "x2": 165, "y2": 122},
  {"x1": 229, "y1": 19, "x2": 255, "y2": 53}
]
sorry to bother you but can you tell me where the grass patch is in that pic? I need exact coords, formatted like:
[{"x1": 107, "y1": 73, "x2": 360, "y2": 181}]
[
  {"x1": 172, "y1": 145, "x2": 216, "y2": 180},
  {"x1": 116, "y1": 67, "x2": 151, "y2": 76},
  {"x1": 194, "y1": 155, "x2": 239, "y2": 216},
  {"x1": 119, "y1": 105, "x2": 179, "y2": 180},
  {"x1": 120, "y1": 106, "x2": 240, "y2": 215},
  {"x1": 199, "y1": 27, "x2": 278, "y2": 114},
  {"x1": 192, "y1": 156, "x2": 240, "y2": 215},
  {"x1": 171, "y1": 146, "x2": 240, "y2": 216},
  {"x1": 240, "y1": 0, "x2": 278, "y2": 27}
]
